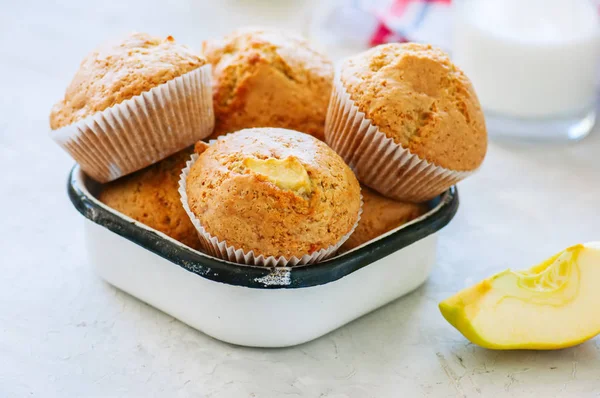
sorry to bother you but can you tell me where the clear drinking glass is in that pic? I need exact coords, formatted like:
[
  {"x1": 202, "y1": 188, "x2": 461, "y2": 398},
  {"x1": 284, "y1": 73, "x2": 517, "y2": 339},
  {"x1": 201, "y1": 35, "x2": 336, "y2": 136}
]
[{"x1": 452, "y1": 0, "x2": 600, "y2": 142}]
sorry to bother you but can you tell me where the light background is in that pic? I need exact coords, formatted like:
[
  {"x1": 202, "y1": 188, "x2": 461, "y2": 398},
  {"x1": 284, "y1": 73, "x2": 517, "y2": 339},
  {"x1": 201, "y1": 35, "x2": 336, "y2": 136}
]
[{"x1": 1, "y1": 0, "x2": 599, "y2": 397}]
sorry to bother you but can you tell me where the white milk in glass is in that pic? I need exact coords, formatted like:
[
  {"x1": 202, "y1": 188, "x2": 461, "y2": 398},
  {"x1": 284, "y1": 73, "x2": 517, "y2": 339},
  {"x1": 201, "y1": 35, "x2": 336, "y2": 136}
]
[{"x1": 453, "y1": 0, "x2": 600, "y2": 141}]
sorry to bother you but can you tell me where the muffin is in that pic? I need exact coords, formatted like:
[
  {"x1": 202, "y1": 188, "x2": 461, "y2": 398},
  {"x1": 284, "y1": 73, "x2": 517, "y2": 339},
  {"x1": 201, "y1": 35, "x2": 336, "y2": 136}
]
[
  {"x1": 99, "y1": 147, "x2": 201, "y2": 250},
  {"x1": 326, "y1": 43, "x2": 487, "y2": 202},
  {"x1": 340, "y1": 186, "x2": 428, "y2": 252},
  {"x1": 50, "y1": 32, "x2": 214, "y2": 183},
  {"x1": 180, "y1": 128, "x2": 361, "y2": 266},
  {"x1": 203, "y1": 27, "x2": 333, "y2": 140}
]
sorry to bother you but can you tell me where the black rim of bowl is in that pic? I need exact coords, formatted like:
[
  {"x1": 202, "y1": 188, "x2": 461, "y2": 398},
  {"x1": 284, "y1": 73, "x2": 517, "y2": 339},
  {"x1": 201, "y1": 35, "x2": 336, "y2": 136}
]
[{"x1": 67, "y1": 166, "x2": 459, "y2": 289}]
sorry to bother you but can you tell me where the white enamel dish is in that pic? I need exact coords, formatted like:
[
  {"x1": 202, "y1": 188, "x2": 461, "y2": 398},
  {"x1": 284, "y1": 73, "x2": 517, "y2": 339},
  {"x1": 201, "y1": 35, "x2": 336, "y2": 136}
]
[{"x1": 68, "y1": 166, "x2": 459, "y2": 348}]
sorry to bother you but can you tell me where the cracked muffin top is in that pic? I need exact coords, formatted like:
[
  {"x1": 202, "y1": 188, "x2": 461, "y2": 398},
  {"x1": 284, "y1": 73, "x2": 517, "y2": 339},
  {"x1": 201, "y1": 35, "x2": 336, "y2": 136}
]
[
  {"x1": 98, "y1": 147, "x2": 201, "y2": 250},
  {"x1": 202, "y1": 27, "x2": 333, "y2": 140},
  {"x1": 340, "y1": 186, "x2": 428, "y2": 252},
  {"x1": 340, "y1": 43, "x2": 487, "y2": 171},
  {"x1": 185, "y1": 128, "x2": 361, "y2": 258},
  {"x1": 50, "y1": 33, "x2": 205, "y2": 130}
]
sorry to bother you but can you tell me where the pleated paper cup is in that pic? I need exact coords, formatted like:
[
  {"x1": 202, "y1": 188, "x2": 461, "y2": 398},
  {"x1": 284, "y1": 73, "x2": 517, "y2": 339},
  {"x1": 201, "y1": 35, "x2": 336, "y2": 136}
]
[
  {"x1": 51, "y1": 64, "x2": 214, "y2": 183},
  {"x1": 179, "y1": 154, "x2": 362, "y2": 267},
  {"x1": 325, "y1": 76, "x2": 474, "y2": 202}
]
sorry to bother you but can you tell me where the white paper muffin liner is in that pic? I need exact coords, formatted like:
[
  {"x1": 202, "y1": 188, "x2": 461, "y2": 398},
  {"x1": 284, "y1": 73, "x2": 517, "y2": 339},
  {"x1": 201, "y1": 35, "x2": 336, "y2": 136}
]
[
  {"x1": 51, "y1": 64, "x2": 214, "y2": 183},
  {"x1": 178, "y1": 153, "x2": 362, "y2": 267},
  {"x1": 324, "y1": 76, "x2": 475, "y2": 202}
]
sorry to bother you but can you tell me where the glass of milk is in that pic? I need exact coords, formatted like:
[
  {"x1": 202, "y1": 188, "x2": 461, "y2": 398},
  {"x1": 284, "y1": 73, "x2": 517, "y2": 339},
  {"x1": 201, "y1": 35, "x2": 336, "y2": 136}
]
[{"x1": 453, "y1": 0, "x2": 600, "y2": 142}]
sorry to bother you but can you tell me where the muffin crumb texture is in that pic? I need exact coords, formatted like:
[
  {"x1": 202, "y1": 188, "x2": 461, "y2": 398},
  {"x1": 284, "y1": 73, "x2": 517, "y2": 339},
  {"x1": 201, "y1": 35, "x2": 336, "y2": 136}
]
[
  {"x1": 50, "y1": 32, "x2": 205, "y2": 129},
  {"x1": 341, "y1": 43, "x2": 487, "y2": 171},
  {"x1": 185, "y1": 128, "x2": 361, "y2": 258},
  {"x1": 203, "y1": 27, "x2": 333, "y2": 140},
  {"x1": 98, "y1": 148, "x2": 201, "y2": 250},
  {"x1": 340, "y1": 186, "x2": 428, "y2": 251}
]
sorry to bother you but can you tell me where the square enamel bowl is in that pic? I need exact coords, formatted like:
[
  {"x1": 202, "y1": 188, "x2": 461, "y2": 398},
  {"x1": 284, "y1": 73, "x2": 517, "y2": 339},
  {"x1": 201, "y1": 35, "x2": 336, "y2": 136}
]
[{"x1": 68, "y1": 166, "x2": 458, "y2": 348}]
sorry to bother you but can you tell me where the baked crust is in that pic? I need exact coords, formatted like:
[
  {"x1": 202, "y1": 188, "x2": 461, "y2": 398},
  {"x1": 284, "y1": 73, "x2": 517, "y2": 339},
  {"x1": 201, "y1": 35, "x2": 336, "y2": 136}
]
[
  {"x1": 185, "y1": 128, "x2": 361, "y2": 258},
  {"x1": 203, "y1": 27, "x2": 333, "y2": 140},
  {"x1": 50, "y1": 33, "x2": 205, "y2": 129},
  {"x1": 341, "y1": 43, "x2": 487, "y2": 171},
  {"x1": 340, "y1": 186, "x2": 428, "y2": 251},
  {"x1": 98, "y1": 148, "x2": 201, "y2": 250}
]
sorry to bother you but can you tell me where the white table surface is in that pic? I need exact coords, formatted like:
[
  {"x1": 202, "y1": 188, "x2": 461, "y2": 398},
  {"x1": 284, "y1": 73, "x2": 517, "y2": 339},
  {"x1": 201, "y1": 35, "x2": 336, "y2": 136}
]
[{"x1": 2, "y1": 1, "x2": 600, "y2": 397}]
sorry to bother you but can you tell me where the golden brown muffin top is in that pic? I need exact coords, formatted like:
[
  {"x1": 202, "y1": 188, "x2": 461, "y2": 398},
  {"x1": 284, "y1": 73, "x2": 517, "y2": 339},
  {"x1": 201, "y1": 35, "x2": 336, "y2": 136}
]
[
  {"x1": 341, "y1": 43, "x2": 487, "y2": 171},
  {"x1": 98, "y1": 148, "x2": 201, "y2": 250},
  {"x1": 186, "y1": 128, "x2": 361, "y2": 259},
  {"x1": 50, "y1": 33, "x2": 206, "y2": 130},
  {"x1": 340, "y1": 186, "x2": 428, "y2": 252},
  {"x1": 203, "y1": 27, "x2": 333, "y2": 140}
]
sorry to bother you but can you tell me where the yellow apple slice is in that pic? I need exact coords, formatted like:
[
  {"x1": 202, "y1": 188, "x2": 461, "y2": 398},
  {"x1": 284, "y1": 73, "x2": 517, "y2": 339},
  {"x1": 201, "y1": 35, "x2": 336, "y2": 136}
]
[{"x1": 439, "y1": 243, "x2": 600, "y2": 350}]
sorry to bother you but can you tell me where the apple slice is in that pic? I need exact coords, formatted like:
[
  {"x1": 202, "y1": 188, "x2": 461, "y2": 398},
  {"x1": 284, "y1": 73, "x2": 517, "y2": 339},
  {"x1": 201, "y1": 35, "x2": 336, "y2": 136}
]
[{"x1": 439, "y1": 243, "x2": 600, "y2": 350}]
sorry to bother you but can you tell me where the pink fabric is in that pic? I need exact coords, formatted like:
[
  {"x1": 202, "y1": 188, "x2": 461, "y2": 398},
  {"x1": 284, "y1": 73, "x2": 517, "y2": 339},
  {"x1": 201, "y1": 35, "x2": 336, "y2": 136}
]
[
  {"x1": 368, "y1": 0, "x2": 453, "y2": 49},
  {"x1": 369, "y1": 0, "x2": 452, "y2": 46}
]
